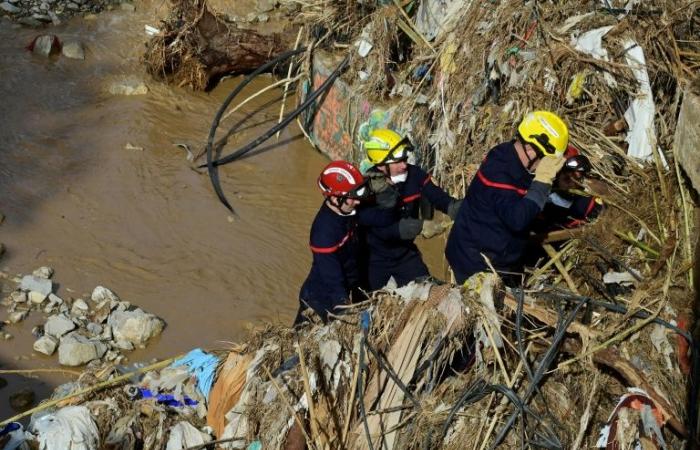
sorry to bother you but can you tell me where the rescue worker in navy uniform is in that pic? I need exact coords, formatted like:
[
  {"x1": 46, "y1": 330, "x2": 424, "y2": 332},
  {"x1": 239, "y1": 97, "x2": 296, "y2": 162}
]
[
  {"x1": 446, "y1": 111, "x2": 599, "y2": 285},
  {"x1": 359, "y1": 129, "x2": 462, "y2": 290},
  {"x1": 296, "y1": 161, "x2": 369, "y2": 324}
]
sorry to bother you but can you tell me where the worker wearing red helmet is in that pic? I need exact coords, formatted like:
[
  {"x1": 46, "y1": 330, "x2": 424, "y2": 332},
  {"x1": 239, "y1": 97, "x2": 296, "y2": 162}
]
[{"x1": 296, "y1": 161, "x2": 370, "y2": 324}]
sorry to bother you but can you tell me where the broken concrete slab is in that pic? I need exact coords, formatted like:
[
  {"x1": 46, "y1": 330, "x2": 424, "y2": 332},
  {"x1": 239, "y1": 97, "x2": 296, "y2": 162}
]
[{"x1": 674, "y1": 90, "x2": 700, "y2": 195}]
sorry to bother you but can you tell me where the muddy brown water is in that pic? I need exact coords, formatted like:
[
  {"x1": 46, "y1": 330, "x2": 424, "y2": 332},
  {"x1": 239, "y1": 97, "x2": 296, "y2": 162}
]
[{"x1": 0, "y1": 4, "x2": 448, "y2": 418}]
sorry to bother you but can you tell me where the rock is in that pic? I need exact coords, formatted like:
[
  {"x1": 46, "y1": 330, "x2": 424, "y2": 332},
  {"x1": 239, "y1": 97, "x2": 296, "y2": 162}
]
[
  {"x1": 28, "y1": 291, "x2": 47, "y2": 305},
  {"x1": 0, "y1": 1, "x2": 21, "y2": 13},
  {"x1": 7, "y1": 310, "x2": 28, "y2": 324},
  {"x1": 101, "y1": 325, "x2": 112, "y2": 340},
  {"x1": 91, "y1": 286, "x2": 119, "y2": 303},
  {"x1": 20, "y1": 275, "x2": 53, "y2": 296},
  {"x1": 108, "y1": 77, "x2": 148, "y2": 96},
  {"x1": 66, "y1": 1, "x2": 78, "y2": 9},
  {"x1": 31, "y1": 14, "x2": 52, "y2": 23},
  {"x1": 32, "y1": 266, "x2": 53, "y2": 279},
  {"x1": 46, "y1": 293, "x2": 63, "y2": 307},
  {"x1": 119, "y1": 2, "x2": 134, "y2": 11},
  {"x1": 86, "y1": 322, "x2": 102, "y2": 336},
  {"x1": 29, "y1": 35, "x2": 61, "y2": 57},
  {"x1": 18, "y1": 17, "x2": 43, "y2": 27},
  {"x1": 255, "y1": 0, "x2": 276, "y2": 13},
  {"x1": 58, "y1": 332, "x2": 107, "y2": 366},
  {"x1": 9, "y1": 388, "x2": 34, "y2": 411},
  {"x1": 45, "y1": 314, "x2": 76, "y2": 338},
  {"x1": 107, "y1": 309, "x2": 164, "y2": 346},
  {"x1": 33, "y1": 335, "x2": 58, "y2": 355},
  {"x1": 32, "y1": 325, "x2": 44, "y2": 338},
  {"x1": 72, "y1": 298, "x2": 89, "y2": 311},
  {"x1": 257, "y1": 13, "x2": 268, "y2": 22},
  {"x1": 2, "y1": 332, "x2": 12, "y2": 340},
  {"x1": 10, "y1": 291, "x2": 27, "y2": 303},
  {"x1": 114, "y1": 339, "x2": 133, "y2": 351},
  {"x1": 61, "y1": 40, "x2": 84, "y2": 59}
]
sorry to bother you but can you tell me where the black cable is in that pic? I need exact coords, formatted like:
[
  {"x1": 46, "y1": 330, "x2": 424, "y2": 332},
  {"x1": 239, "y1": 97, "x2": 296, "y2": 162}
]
[
  {"x1": 204, "y1": 53, "x2": 351, "y2": 169},
  {"x1": 363, "y1": 339, "x2": 421, "y2": 409},
  {"x1": 489, "y1": 296, "x2": 587, "y2": 449}
]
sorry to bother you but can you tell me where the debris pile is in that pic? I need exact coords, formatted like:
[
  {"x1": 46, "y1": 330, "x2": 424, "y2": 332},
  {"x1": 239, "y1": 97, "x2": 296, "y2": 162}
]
[
  {"x1": 1, "y1": 279, "x2": 695, "y2": 448},
  {"x1": 1, "y1": 267, "x2": 165, "y2": 366}
]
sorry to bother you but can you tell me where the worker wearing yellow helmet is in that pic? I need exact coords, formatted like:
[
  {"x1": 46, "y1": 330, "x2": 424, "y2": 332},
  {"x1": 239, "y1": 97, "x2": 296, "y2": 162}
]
[
  {"x1": 359, "y1": 128, "x2": 462, "y2": 290},
  {"x1": 445, "y1": 111, "x2": 574, "y2": 284}
]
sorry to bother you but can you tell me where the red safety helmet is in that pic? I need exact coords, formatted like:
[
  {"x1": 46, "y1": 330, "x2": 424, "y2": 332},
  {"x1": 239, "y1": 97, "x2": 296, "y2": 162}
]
[{"x1": 317, "y1": 161, "x2": 368, "y2": 199}]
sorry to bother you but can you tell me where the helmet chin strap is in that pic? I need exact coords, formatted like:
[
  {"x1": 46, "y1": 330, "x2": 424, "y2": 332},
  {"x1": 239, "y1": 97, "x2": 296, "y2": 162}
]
[{"x1": 328, "y1": 197, "x2": 356, "y2": 216}]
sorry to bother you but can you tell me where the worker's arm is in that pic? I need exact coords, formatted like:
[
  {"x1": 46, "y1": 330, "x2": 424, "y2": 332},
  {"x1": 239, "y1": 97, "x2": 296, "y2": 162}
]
[
  {"x1": 494, "y1": 183, "x2": 548, "y2": 232},
  {"x1": 414, "y1": 168, "x2": 461, "y2": 217},
  {"x1": 309, "y1": 246, "x2": 349, "y2": 312}
]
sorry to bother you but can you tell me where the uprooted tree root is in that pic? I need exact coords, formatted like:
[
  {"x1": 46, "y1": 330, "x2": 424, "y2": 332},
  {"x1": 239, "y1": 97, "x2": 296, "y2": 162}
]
[{"x1": 143, "y1": 0, "x2": 290, "y2": 90}]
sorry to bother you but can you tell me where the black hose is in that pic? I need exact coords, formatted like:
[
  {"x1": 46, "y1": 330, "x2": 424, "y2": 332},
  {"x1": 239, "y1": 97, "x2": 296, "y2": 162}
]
[
  {"x1": 203, "y1": 47, "x2": 308, "y2": 212},
  {"x1": 489, "y1": 296, "x2": 587, "y2": 449},
  {"x1": 204, "y1": 53, "x2": 351, "y2": 168}
]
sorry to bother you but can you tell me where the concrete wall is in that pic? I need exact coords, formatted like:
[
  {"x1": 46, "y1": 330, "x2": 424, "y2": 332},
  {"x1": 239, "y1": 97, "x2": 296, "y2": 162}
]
[{"x1": 305, "y1": 50, "x2": 376, "y2": 162}]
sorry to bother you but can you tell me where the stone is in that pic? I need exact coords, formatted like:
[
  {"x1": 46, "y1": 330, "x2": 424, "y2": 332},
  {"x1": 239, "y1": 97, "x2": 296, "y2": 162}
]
[
  {"x1": 119, "y1": 2, "x2": 134, "y2": 11},
  {"x1": 114, "y1": 339, "x2": 133, "y2": 351},
  {"x1": 7, "y1": 310, "x2": 28, "y2": 324},
  {"x1": 86, "y1": 322, "x2": 102, "y2": 336},
  {"x1": 0, "y1": 1, "x2": 21, "y2": 13},
  {"x1": 108, "y1": 77, "x2": 148, "y2": 96},
  {"x1": 10, "y1": 291, "x2": 27, "y2": 303},
  {"x1": 19, "y1": 275, "x2": 53, "y2": 296},
  {"x1": 32, "y1": 266, "x2": 53, "y2": 279},
  {"x1": 66, "y1": 1, "x2": 78, "y2": 9},
  {"x1": 101, "y1": 325, "x2": 112, "y2": 340},
  {"x1": 31, "y1": 14, "x2": 51, "y2": 23},
  {"x1": 30, "y1": 34, "x2": 61, "y2": 56},
  {"x1": 18, "y1": 17, "x2": 43, "y2": 27},
  {"x1": 9, "y1": 388, "x2": 34, "y2": 411},
  {"x1": 674, "y1": 90, "x2": 700, "y2": 195},
  {"x1": 45, "y1": 314, "x2": 76, "y2": 338},
  {"x1": 72, "y1": 298, "x2": 89, "y2": 311},
  {"x1": 255, "y1": 0, "x2": 276, "y2": 13},
  {"x1": 61, "y1": 40, "x2": 84, "y2": 60},
  {"x1": 39, "y1": 2, "x2": 47, "y2": 10},
  {"x1": 58, "y1": 332, "x2": 107, "y2": 366},
  {"x1": 91, "y1": 286, "x2": 119, "y2": 303},
  {"x1": 105, "y1": 350, "x2": 119, "y2": 361},
  {"x1": 28, "y1": 291, "x2": 47, "y2": 305},
  {"x1": 2, "y1": 332, "x2": 13, "y2": 340},
  {"x1": 33, "y1": 335, "x2": 58, "y2": 355},
  {"x1": 107, "y1": 309, "x2": 164, "y2": 346},
  {"x1": 47, "y1": 293, "x2": 63, "y2": 307},
  {"x1": 257, "y1": 13, "x2": 268, "y2": 22}
]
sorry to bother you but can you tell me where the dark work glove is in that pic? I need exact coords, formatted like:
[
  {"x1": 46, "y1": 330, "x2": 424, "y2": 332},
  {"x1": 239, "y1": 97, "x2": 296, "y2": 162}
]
[
  {"x1": 447, "y1": 199, "x2": 463, "y2": 220},
  {"x1": 398, "y1": 218, "x2": 423, "y2": 240},
  {"x1": 376, "y1": 186, "x2": 400, "y2": 209}
]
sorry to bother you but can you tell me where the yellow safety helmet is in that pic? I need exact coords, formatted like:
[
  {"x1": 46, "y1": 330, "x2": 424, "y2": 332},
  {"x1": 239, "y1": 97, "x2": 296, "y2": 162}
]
[
  {"x1": 363, "y1": 128, "x2": 413, "y2": 165},
  {"x1": 517, "y1": 111, "x2": 569, "y2": 157}
]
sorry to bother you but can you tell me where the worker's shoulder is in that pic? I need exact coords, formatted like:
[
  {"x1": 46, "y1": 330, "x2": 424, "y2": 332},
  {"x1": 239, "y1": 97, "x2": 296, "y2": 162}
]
[
  {"x1": 407, "y1": 164, "x2": 431, "y2": 183},
  {"x1": 481, "y1": 141, "x2": 520, "y2": 176},
  {"x1": 309, "y1": 204, "x2": 352, "y2": 250}
]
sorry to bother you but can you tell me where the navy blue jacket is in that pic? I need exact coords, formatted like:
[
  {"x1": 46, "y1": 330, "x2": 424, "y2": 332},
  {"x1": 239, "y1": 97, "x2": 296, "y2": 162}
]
[
  {"x1": 361, "y1": 165, "x2": 455, "y2": 289},
  {"x1": 446, "y1": 141, "x2": 600, "y2": 283},
  {"x1": 446, "y1": 141, "x2": 546, "y2": 283},
  {"x1": 298, "y1": 202, "x2": 360, "y2": 322}
]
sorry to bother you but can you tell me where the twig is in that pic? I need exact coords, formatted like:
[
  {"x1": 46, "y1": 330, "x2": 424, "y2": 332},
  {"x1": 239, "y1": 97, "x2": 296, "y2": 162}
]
[
  {"x1": 0, "y1": 368, "x2": 82, "y2": 376},
  {"x1": 542, "y1": 243, "x2": 580, "y2": 294},
  {"x1": 276, "y1": 27, "x2": 304, "y2": 140},
  {"x1": 673, "y1": 149, "x2": 694, "y2": 289},
  {"x1": 296, "y1": 340, "x2": 323, "y2": 448},
  {"x1": 0, "y1": 355, "x2": 182, "y2": 426},
  {"x1": 263, "y1": 366, "x2": 313, "y2": 446},
  {"x1": 221, "y1": 75, "x2": 302, "y2": 123},
  {"x1": 341, "y1": 344, "x2": 362, "y2": 445},
  {"x1": 613, "y1": 230, "x2": 660, "y2": 258},
  {"x1": 571, "y1": 370, "x2": 599, "y2": 449}
]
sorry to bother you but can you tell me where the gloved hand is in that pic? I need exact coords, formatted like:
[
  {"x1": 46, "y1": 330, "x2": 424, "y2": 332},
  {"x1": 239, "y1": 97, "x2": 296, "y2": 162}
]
[
  {"x1": 447, "y1": 199, "x2": 463, "y2": 220},
  {"x1": 375, "y1": 185, "x2": 399, "y2": 209},
  {"x1": 533, "y1": 155, "x2": 566, "y2": 185},
  {"x1": 368, "y1": 173, "x2": 390, "y2": 194},
  {"x1": 398, "y1": 218, "x2": 423, "y2": 240}
]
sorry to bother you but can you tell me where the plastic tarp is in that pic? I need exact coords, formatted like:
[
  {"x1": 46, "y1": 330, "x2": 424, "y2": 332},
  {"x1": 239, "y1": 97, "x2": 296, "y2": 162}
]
[
  {"x1": 570, "y1": 26, "x2": 617, "y2": 87},
  {"x1": 165, "y1": 422, "x2": 211, "y2": 450},
  {"x1": 622, "y1": 39, "x2": 659, "y2": 164},
  {"x1": 32, "y1": 406, "x2": 99, "y2": 450},
  {"x1": 172, "y1": 348, "x2": 219, "y2": 401}
]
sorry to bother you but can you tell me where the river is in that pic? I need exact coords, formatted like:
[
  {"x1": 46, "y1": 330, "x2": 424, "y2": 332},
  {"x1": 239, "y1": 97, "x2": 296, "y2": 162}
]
[{"x1": 0, "y1": 2, "x2": 449, "y2": 416}]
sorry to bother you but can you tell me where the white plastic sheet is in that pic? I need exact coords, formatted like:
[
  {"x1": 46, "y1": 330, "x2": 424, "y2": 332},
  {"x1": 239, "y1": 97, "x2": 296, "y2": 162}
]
[
  {"x1": 570, "y1": 26, "x2": 617, "y2": 87},
  {"x1": 165, "y1": 422, "x2": 211, "y2": 450},
  {"x1": 622, "y1": 39, "x2": 660, "y2": 164},
  {"x1": 33, "y1": 406, "x2": 99, "y2": 450}
]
